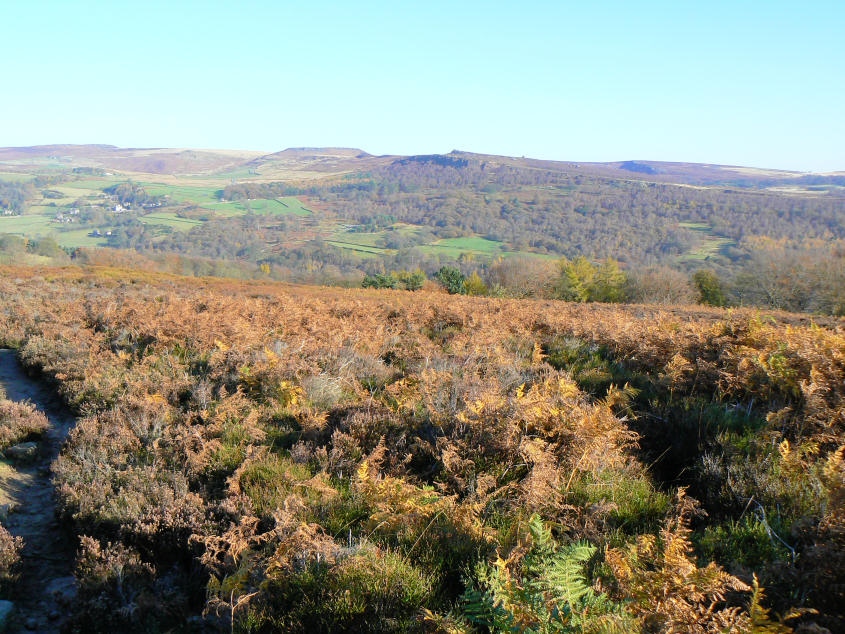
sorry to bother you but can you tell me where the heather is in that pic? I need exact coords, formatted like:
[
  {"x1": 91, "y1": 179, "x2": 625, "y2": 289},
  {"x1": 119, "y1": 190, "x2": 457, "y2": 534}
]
[{"x1": 0, "y1": 265, "x2": 842, "y2": 632}]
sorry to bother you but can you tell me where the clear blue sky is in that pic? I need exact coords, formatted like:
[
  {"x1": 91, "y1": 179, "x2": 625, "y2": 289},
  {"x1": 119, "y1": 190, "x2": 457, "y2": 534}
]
[{"x1": 2, "y1": 1, "x2": 843, "y2": 171}]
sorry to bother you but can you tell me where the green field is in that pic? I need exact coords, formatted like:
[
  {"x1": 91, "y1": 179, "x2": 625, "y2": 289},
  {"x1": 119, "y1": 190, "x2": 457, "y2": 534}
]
[
  {"x1": 418, "y1": 236, "x2": 507, "y2": 258},
  {"x1": 28, "y1": 204, "x2": 65, "y2": 215},
  {"x1": 329, "y1": 231, "x2": 386, "y2": 247},
  {"x1": 0, "y1": 215, "x2": 108, "y2": 248},
  {"x1": 139, "y1": 213, "x2": 203, "y2": 231},
  {"x1": 39, "y1": 186, "x2": 99, "y2": 203},
  {"x1": 0, "y1": 173, "x2": 32, "y2": 182},
  {"x1": 0, "y1": 214, "x2": 54, "y2": 236},
  {"x1": 433, "y1": 237, "x2": 504, "y2": 252},
  {"x1": 328, "y1": 224, "x2": 426, "y2": 256},
  {"x1": 328, "y1": 225, "x2": 426, "y2": 256},
  {"x1": 325, "y1": 226, "x2": 558, "y2": 261},
  {"x1": 325, "y1": 241, "x2": 385, "y2": 257},
  {"x1": 139, "y1": 183, "x2": 223, "y2": 205},
  {"x1": 53, "y1": 229, "x2": 109, "y2": 248},
  {"x1": 68, "y1": 178, "x2": 119, "y2": 190},
  {"x1": 679, "y1": 222, "x2": 734, "y2": 261},
  {"x1": 204, "y1": 197, "x2": 312, "y2": 217}
]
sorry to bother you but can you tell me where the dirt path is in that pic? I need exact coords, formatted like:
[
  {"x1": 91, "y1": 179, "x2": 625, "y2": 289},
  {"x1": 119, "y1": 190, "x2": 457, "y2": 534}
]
[{"x1": 0, "y1": 349, "x2": 76, "y2": 632}]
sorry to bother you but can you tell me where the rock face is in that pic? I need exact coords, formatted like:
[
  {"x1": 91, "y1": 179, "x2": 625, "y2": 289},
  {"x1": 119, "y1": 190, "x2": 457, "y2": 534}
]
[
  {"x1": 0, "y1": 600, "x2": 14, "y2": 632},
  {"x1": 4, "y1": 442, "x2": 38, "y2": 462},
  {"x1": 44, "y1": 576, "x2": 76, "y2": 605},
  {"x1": 0, "y1": 504, "x2": 18, "y2": 523}
]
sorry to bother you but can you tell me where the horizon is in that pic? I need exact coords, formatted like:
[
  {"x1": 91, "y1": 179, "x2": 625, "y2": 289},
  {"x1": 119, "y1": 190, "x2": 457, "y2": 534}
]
[
  {"x1": 2, "y1": 1, "x2": 844, "y2": 172},
  {"x1": 2, "y1": 142, "x2": 840, "y2": 174}
]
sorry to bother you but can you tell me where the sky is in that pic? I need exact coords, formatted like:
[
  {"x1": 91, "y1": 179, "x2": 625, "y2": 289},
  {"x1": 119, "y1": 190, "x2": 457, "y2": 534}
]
[{"x1": 2, "y1": 1, "x2": 843, "y2": 171}]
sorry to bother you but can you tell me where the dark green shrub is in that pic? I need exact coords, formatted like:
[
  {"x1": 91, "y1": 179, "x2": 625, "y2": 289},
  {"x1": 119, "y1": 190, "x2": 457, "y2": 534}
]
[
  {"x1": 362, "y1": 273, "x2": 400, "y2": 290},
  {"x1": 362, "y1": 269, "x2": 426, "y2": 291},
  {"x1": 544, "y1": 336, "x2": 631, "y2": 396},
  {"x1": 434, "y1": 267, "x2": 466, "y2": 294},
  {"x1": 692, "y1": 269, "x2": 727, "y2": 306}
]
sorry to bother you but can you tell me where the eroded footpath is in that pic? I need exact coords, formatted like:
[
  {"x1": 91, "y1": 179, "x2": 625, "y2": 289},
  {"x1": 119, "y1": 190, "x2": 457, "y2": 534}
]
[{"x1": 0, "y1": 350, "x2": 76, "y2": 633}]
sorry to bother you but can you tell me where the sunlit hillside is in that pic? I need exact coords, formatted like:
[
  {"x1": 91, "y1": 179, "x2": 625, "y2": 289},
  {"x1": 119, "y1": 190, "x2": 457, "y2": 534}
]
[
  {"x1": 0, "y1": 265, "x2": 842, "y2": 631},
  {"x1": 2, "y1": 145, "x2": 843, "y2": 317}
]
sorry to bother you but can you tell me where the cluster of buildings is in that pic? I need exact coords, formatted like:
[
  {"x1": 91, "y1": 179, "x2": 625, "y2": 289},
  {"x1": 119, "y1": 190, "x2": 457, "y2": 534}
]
[{"x1": 53, "y1": 208, "x2": 81, "y2": 223}]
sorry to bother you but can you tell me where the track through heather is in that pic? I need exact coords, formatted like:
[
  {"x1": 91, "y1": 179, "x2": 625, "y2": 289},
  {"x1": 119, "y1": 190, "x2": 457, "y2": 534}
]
[{"x1": 0, "y1": 349, "x2": 76, "y2": 633}]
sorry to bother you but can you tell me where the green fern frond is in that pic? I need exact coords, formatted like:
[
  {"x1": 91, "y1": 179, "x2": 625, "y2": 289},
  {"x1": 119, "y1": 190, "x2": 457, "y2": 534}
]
[
  {"x1": 462, "y1": 517, "x2": 631, "y2": 633},
  {"x1": 747, "y1": 575, "x2": 793, "y2": 633},
  {"x1": 527, "y1": 513, "x2": 555, "y2": 552},
  {"x1": 530, "y1": 541, "x2": 596, "y2": 612}
]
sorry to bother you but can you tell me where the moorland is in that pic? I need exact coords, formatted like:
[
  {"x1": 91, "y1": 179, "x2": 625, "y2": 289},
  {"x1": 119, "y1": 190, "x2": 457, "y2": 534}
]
[{"x1": 0, "y1": 265, "x2": 842, "y2": 632}]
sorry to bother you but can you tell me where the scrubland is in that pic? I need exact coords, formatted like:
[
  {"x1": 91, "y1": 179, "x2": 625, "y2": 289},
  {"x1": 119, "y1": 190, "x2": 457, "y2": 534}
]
[{"x1": 0, "y1": 265, "x2": 842, "y2": 632}]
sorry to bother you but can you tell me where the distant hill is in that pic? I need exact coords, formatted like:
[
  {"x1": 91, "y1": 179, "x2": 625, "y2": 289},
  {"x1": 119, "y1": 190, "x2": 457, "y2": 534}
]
[
  {"x1": 0, "y1": 144, "x2": 264, "y2": 175},
  {"x1": 1, "y1": 143, "x2": 842, "y2": 303},
  {"x1": 0, "y1": 143, "x2": 840, "y2": 186}
]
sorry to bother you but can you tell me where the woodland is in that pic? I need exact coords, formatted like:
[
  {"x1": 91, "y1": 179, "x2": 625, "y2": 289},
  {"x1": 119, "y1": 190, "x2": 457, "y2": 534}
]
[{"x1": 2, "y1": 152, "x2": 843, "y2": 316}]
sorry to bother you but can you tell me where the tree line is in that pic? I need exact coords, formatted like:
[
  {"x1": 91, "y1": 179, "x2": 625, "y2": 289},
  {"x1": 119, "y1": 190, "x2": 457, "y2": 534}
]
[{"x1": 362, "y1": 250, "x2": 845, "y2": 316}]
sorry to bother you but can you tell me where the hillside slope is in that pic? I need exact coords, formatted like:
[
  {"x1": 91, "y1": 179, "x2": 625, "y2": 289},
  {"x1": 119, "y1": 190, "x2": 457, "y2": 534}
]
[
  {"x1": 1, "y1": 145, "x2": 843, "y2": 314},
  {"x1": 2, "y1": 143, "x2": 841, "y2": 185},
  {"x1": 0, "y1": 265, "x2": 842, "y2": 631}
]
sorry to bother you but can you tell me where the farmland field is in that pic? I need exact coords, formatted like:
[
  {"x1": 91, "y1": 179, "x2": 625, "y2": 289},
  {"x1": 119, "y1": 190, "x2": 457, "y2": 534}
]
[
  {"x1": 204, "y1": 196, "x2": 312, "y2": 216},
  {"x1": 328, "y1": 230, "x2": 387, "y2": 247},
  {"x1": 325, "y1": 227, "x2": 567, "y2": 261},
  {"x1": 51, "y1": 229, "x2": 109, "y2": 248},
  {"x1": 0, "y1": 214, "x2": 53, "y2": 236},
  {"x1": 324, "y1": 240, "x2": 386, "y2": 255},
  {"x1": 139, "y1": 212, "x2": 203, "y2": 230},
  {"x1": 0, "y1": 215, "x2": 110, "y2": 247},
  {"x1": 678, "y1": 221, "x2": 734, "y2": 260},
  {"x1": 0, "y1": 173, "x2": 32, "y2": 182},
  {"x1": 67, "y1": 178, "x2": 119, "y2": 190},
  {"x1": 138, "y1": 183, "x2": 223, "y2": 204},
  {"x1": 419, "y1": 236, "x2": 508, "y2": 258}
]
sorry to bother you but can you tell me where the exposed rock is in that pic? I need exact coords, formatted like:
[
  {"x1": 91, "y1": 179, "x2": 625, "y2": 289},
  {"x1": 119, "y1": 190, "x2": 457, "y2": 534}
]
[
  {"x1": 0, "y1": 503, "x2": 18, "y2": 522},
  {"x1": 5, "y1": 442, "x2": 38, "y2": 462},
  {"x1": 45, "y1": 576, "x2": 76, "y2": 605},
  {"x1": 0, "y1": 600, "x2": 14, "y2": 632}
]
